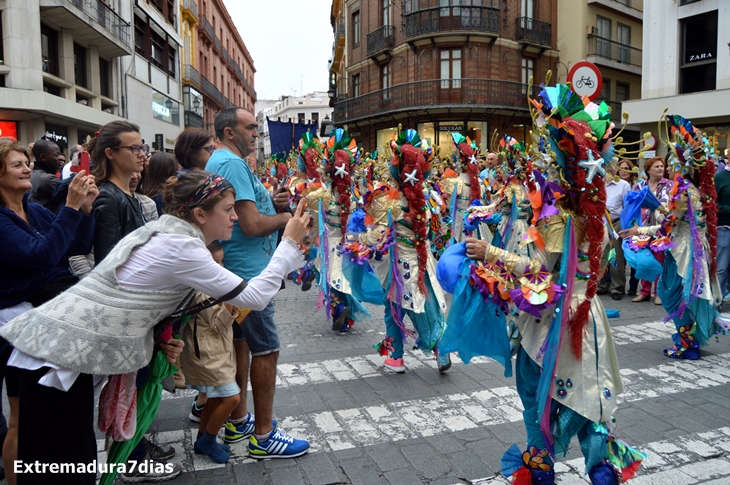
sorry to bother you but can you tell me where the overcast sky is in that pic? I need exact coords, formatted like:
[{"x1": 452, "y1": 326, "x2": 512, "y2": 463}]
[{"x1": 224, "y1": 0, "x2": 333, "y2": 101}]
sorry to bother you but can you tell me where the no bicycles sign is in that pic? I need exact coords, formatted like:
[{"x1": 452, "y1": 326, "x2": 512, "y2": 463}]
[{"x1": 567, "y1": 61, "x2": 603, "y2": 101}]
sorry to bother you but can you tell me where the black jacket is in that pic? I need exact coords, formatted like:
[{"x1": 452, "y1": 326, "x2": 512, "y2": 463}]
[{"x1": 93, "y1": 181, "x2": 145, "y2": 263}]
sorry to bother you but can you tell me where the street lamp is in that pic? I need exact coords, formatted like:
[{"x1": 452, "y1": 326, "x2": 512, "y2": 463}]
[{"x1": 193, "y1": 96, "x2": 201, "y2": 110}]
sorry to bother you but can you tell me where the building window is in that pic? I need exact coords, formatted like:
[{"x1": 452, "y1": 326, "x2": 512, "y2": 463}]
[
  {"x1": 680, "y1": 10, "x2": 717, "y2": 94},
  {"x1": 615, "y1": 82, "x2": 629, "y2": 102},
  {"x1": 383, "y1": 0, "x2": 391, "y2": 26},
  {"x1": 41, "y1": 24, "x2": 59, "y2": 76},
  {"x1": 596, "y1": 16, "x2": 611, "y2": 58},
  {"x1": 381, "y1": 64, "x2": 390, "y2": 89},
  {"x1": 353, "y1": 11, "x2": 360, "y2": 45},
  {"x1": 135, "y1": 15, "x2": 147, "y2": 56},
  {"x1": 600, "y1": 78, "x2": 611, "y2": 101},
  {"x1": 74, "y1": 43, "x2": 87, "y2": 88},
  {"x1": 100, "y1": 58, "x2": 111, "y2": 98},
  {"x1": 168, "y1": 45, "x2": 176, "y2": 77},
  {"x1": 298, "y1": 113, "x2": 305, "y2": 121},
  {"x1": 312, "y1": 112, "x2": 319, "y2": 123},
  {"x1": 149, "y1": 0, "x2": 176, "y2": 26},
  {"x1": 521, "y1": 57, "x2": 534, "y2": 85},
  {"x1": 440, "y1": 49, "x2": 461, "y2": 89},
  {"x1": 353, "y1": 74, "x2": 360, "y2": 97},
  {"x1": 617, "y1": 24, "x2": 631, "y2": 63},
  {"x1": 150, "y1": 31, "x2": 165, "y2": 67},
  {"x1": 0, "y1": 12, "x2": 4, "y2": 65},
  {"x1": 521, "y1": 0, "x2": 534, "y2": 19}
]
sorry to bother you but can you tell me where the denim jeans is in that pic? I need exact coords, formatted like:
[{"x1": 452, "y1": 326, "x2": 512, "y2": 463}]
[{"x1": 717, "y1": 227, "x2": 730, "y2": 297}]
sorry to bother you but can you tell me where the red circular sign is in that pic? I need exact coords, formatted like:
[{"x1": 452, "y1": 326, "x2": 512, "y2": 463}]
[
  {"x1": 567, "y1": 61, "x2": 603, "y2": 101},
  {"x1": 644, "y1": 133, "x2": 658, "y2": 150}
]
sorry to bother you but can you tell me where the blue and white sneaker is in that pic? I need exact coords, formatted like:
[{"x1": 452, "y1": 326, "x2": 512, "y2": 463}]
[
  {"x1": 224, "y1": 414, "x2": 256, "y2": 444},
  {"x1": 248, "y1": 426, "x2": 309, "y2": 459},
  {"x1": 224, "y1": 414, "x2": 278, "y2": 444}
]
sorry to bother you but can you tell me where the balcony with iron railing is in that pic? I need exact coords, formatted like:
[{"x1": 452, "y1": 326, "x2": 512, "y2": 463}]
[
  {"x1": 515, "y1": 17, "x2": 552, "y2": 48},
  {"x1": 403, "y1": 4, "x2": 499, "y2": 39},
  {"x1": 222, "y1": 47, "x2": 229, "y2": 63},
  {"x1": 183, "y1": 64, "x2": 200, "y2": 87},
  {"x1": 214, "y1": 36, "x2": 222, "y2": 54},
  {"x1": 40, "y1": 0, "x2": 132, "y2": 57},
  {"x1": 336, "y1": 17, "x2": 345, "y2": 38},
  {"x1": 334, "y1": 78, "x2": 535, "y2": 124},
  {"x1": 201, "y1": 75, "x2": 224, "y2": 106},
  {"x1": 366, "y1": 25, "x2": 395, "y2": 56},
  {"x1": 200, "y1": 15, "x2": 214, "y2": 42},
  {"x1": 182, "y1": 0, "x2": 198, "y2": 23},
  {"x1": 587, "y1": 35, "x2": 642, "y2": 73}
]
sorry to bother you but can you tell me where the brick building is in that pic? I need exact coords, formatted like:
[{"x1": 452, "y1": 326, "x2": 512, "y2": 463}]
[
  {"x1": 188, "y1": 0, "x2": 256, "y2": 132},
  {"x1": 328, "y1": 0, "x2": 558, "y2": 153}
]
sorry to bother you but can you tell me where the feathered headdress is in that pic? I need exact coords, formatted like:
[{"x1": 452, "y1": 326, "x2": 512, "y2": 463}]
[{"x1": 450, "y1": 133, "x2": 481, "y2": 202}]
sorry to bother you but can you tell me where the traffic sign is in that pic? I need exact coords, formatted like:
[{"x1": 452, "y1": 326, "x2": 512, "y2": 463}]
[
  {"x1": 567, "y1": 61, "x2": 603, "y2": 101},
  {"x1": 644, "y1": 133, "x2": 658, "y2": 150}
]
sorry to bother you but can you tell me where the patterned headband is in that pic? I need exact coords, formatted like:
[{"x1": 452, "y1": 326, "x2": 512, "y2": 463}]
[{"x1": 179, "y1": 174, "x2": 232, "y2": 212}]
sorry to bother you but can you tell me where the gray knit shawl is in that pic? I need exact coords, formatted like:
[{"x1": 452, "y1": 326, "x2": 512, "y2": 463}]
[{"x1": 0, "y1": 215, "x2": 204, "y2": 375}]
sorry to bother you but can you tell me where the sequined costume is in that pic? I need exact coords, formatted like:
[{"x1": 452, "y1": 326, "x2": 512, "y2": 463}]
[
  {"x1": 639, "y1": 114, "x2": 722, "y2": 359},
  {"x1": 440, "y1": 83, "x2": 645, "y2": 484},
  {"x1": 363, "y1": 130, "x2": 448, "y2": 371}
]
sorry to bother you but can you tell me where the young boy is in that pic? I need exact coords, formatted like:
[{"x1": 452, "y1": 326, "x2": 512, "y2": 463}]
[{"x1": 181, "y1": 241, "x2": 247, "y2": 463}]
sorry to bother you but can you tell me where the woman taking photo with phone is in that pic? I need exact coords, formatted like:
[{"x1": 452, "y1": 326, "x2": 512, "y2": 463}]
[{"x1": 0, "y1": 170, "x2": 310, "y2": 484}]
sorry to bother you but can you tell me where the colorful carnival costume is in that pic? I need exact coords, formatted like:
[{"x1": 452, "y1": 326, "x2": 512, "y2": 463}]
[
  {"x1": 363, "y1": 130, "x2": 450, "y2": 373},
  {"x1": 635, "y1": 114, "x2": 722, "y2": 359},
  {"x1": 288, "y1": 133, "x2": 331, "y2": 291},
  {"x1": 319, "y1": 129, "x2": 373, "y2": 332},
  {"x1": 440, "y1": 82, "x2": 645, "y2": 484},
  {"x1": 439, "y1": 133, "x2": 483, "y2": 243}
]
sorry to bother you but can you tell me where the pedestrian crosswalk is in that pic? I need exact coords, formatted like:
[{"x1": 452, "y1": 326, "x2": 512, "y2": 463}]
[
  {"x1": 101, "y1": 314, "x2": 730, "y2": 483},
  {"x1": 160, "y1": 319, "x2": 678, "y2": 401}
]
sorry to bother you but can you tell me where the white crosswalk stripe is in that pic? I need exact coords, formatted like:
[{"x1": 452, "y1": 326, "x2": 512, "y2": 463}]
[
  {"x1": 107, "y1": 349, "x2": 730, "y2": 481},
  {"x1": 161, "y1": 319, "x2": 679, "y2": 401}
]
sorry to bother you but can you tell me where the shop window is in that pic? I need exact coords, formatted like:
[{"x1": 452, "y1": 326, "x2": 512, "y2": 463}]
[
  {"x1": 680, "y1": 11, "x2": 717, "y2": 94},
  {"x1": 74, "y1": 43, "x2": 87, "y2": 88}
]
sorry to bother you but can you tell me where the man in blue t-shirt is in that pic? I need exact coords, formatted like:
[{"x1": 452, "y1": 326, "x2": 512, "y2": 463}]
[{"x1": 206, "y1": 107, "x2": 309, "y2": 459}]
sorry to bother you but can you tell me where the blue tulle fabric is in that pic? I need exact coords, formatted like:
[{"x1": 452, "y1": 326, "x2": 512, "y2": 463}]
[
  {"x1": 436, "y1": 242, "x2": 467, "y2": 294},
  {"x1": 621, "y1": 187, "x2": 662, "y2": 281},
  {"x1": 657, "y1": 252, "x2": 718, "y2": 346},
  {"x1": 622, "y1": 239, "x2": 662, "y2": 282},
  {"x1": 342, "y1": 257, "x2": 384, "y2": 305},
  {"x1": 437, "y1": 257, "x2": 513, "y2": 376}
]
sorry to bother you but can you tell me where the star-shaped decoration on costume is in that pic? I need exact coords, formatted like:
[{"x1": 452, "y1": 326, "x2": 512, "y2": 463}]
[
  {"x1": 578, "y1": 151, "x2": 606, "y2": 184},
  {"x1": 334, "y1": 164, "x2": 349, "y2": 178},
  {"x1": 469, "y1": 154, "x2": 479, "y2": 165},
  {"x1": 404, "y1": 169, "x2": 419, "y2": 186}
]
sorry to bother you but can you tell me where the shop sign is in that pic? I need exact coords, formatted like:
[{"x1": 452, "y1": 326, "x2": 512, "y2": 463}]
[{"x1": 0, "y1": 121, "x2": 18, "y2": 140}]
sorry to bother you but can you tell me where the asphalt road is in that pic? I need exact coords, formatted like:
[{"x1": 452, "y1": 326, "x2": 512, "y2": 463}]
[{"x1": 96, "y1": 286, "x2": 730, "y2": 484}]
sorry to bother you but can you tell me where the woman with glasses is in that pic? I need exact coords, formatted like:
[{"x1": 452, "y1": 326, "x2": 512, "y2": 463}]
[
  {"x1": 88, "y1": 121, "x2": 150, "y2": 263},
  {"x1": 139, "y1": 152, "x2": 178, "y2": 216},
  {"x1": 175, "y1": 128, "x2": 216, "y2": 173}
]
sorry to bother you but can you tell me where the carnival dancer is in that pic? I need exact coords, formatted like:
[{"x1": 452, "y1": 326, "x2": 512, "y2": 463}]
[
  {"x1": 363, "y1": 129, "x2": 450, "y2": 373},
  {"x1": 320, "y1": 129, "x2": 373, "y2": 332},
  {"x1": 286, "y1": 133, "x2": 330, "y2": 292},
  {"x1": 448, "y1": 81, "x2": 644, "y2": 484},
  {"x1": 619, "y1": 113, "x2": 722, "y2": 360},
  {"x1": 439, "y1": 133, "x2": 483, "y2": 243}
]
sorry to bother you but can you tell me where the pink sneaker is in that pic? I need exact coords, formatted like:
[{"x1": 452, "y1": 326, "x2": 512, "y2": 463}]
[{"x1": 384, "y1": 357, "x2": 405, "y2": 373}]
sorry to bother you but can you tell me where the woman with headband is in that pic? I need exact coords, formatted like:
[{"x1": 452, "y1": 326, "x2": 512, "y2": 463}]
[{"x1": 0, "y1": 170, "x2": 311, "y2": 484}]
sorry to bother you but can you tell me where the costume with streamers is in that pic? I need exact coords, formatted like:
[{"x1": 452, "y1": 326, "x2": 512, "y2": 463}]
[
  {"x1": 286, "y1": 133, "x2": 330, "y2": 289},
  {"x1": 438, "y1": 83, "x2": 645, "y2": 485},
  {"x1": 638, "y1": 114, "x2": 723, "y2": 359},
  {"x1": 362, "y1": 130, "x2": 448, "y2": 362},
  {"x1": 320, "y1": 129, "x2": 373, "y2": 331},
  {"x1": 439, "y1": 133, "x2": 483, "y2": 243}
]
